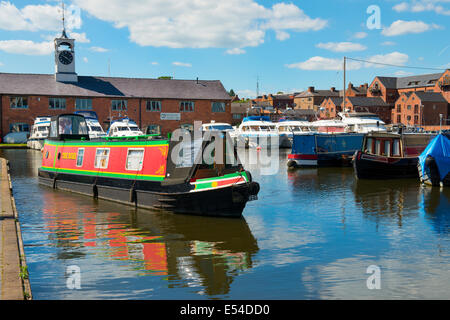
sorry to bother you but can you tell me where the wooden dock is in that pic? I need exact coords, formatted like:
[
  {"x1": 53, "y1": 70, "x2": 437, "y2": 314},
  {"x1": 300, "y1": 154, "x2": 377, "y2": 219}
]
[{"x1": 0, "y1": 158, "x2": 31, "y2": 300}]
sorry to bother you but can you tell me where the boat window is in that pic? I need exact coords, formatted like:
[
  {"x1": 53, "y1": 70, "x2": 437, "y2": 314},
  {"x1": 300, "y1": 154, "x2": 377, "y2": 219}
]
[
  {"x1": 76, "y1": 148, "x2": 84, "y2": 167},
  {"x1": 94, "y1": 148, "x2": 110, "y2": 169},
  {"x1": 126, "y1": 149, "x2": 144, "y2": 171},
  {"x1": 58, "y1": 115, "x2": 88, "y2": 135},
  {"x1": 375, "y1": 140, "x2": 381, "y2": 155},
  {"x1": 38, "y1": 126, "x2": 48, "y2": 132},
  {"x1": 384, "y1": 140, "x2": 391, "y2": 157},
  {"x1": 118, "y1": 126, "x2": 130, "y2": 131},
  {"x1": 129, "y1": 126, "x2": 140, "y2": 132},
  {"x1": 366, "y1": 138, "x2": 373, "y2": 154},
  {"x1": 90, "y1": 126, "x2": 103, "y2": 132},
  {"x1": 393, "y1": 139, "x2": 401, "y2": 156},
  {"x1": 250, "y1": 126, "x2": 260, "y2": 131}
]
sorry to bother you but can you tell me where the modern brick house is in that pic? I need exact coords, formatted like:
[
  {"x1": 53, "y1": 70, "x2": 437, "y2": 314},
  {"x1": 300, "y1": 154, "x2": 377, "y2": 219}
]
[{"x1": 0, "y1": 32, "x2": 231, "y2": 139}]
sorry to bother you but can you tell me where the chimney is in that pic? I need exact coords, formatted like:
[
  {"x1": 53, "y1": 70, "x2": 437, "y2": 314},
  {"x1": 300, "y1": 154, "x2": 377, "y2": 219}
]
[
  {"x1": 347, "y1": 82, "x2": 353, "y2": 89},
  {"x1": 363, "y1": 83, "x2": 368, "y2": 89},
  {"x1": 308, "y1": 86, "x2": 315, "y2": 93},
  {"x1": 330, "y1": 87, "x2": 336, "y2": 92}
]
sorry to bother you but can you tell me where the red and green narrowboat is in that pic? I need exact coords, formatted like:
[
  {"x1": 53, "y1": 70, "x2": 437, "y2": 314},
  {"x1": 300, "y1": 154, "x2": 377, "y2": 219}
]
[
  {"x1": 38, "y1": 114, "x2": 260, "y2": 218},
  {"x1": 353, "y1": 132, "x2": 436, "y2": 179}
]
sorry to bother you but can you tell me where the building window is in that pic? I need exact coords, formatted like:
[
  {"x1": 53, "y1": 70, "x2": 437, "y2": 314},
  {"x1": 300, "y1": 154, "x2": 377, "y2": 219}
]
[
  {"x1": 111, "y1": 100, "x2": 127, "y2": 111},
  {"x1": 146, "y1": 100, "x2": 161, "y2": 112},
  {"x1": 75, "y1": 98, "x2": 93, "y2": 110},
  {"x1": 126, "y1": 149, "x2": 144, "y2": 171},
  {"x1": 414, "y1": 115, "x2": 419, "y2": 124},
  {"x1": 397, "y1": 115, "x2": 401, "y2": 123},
  {"x1": 146, "y1": 124, "x2": 161, "y2": 135},
  {"x1": 49, "y1": 98, "x2": 66, "y2": 110},
  {"x1": 407, "y1": 105, "x2": 411, "y2": 110},
  {"x1": 94, "y1": 148, "x2": 110, "y2": 169},
  {"x1": 414, "y1": 105, "x2": 419, "y2": 114},
  {"x1": 397, "y1": 104, "x2": 401, "y2": 112},
  {"x1": 407, "y1": 115, "x2": 411, "y2": 121},
  {"x1": 180, "y1": 101, "x2": 195, "y2": 112},
  {"x1": 76, "y1": 148, "x2": 85, "y2": 167},
  {"x1": 212, "y1": 102, "x2": 226, "y2": 113},
  {"x1": 10, "y1": 96, "x2": 28, "y2": 109},
  {"x1": 9, "y1": 123, "x2": 30, "y2": 133},
  {"x1": 232, "y1": 114, "x2": 242, "y2": 119}
]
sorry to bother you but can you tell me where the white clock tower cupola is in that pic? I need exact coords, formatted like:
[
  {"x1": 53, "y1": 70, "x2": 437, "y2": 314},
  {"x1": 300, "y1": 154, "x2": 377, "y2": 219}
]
[{"x1": 54, "y1": 6, "x2": 77, "y2": 82}]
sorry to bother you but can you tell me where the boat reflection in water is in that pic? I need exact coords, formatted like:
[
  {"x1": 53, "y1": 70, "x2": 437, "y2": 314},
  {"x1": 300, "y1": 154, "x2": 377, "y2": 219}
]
[
  {"x1": 352, "y1": 179, "x2": 422, "y2": 226},
  {"x1": 39, "y1": 189, "x2": 259, "y2": 297},
  {"x1": 421, "y1": 187, "x2": 450, "y2": 235}
]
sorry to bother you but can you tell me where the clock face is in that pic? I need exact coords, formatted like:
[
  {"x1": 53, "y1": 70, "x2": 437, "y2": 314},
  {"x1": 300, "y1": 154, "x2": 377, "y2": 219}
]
[{"x1": 59, "y1": 51, "x2": 73, "y2": 65}]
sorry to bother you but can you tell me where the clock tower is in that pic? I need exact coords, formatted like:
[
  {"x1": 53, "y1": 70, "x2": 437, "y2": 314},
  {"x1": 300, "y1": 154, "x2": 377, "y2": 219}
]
[{"x1": 54, "y1": 29, "x2": 78, "y2": 82}]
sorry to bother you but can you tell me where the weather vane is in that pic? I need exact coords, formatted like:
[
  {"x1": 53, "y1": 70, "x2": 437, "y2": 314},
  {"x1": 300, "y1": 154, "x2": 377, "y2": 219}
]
[{"x1": 61, "y1": 1, "x2": 68, "y2": 38}]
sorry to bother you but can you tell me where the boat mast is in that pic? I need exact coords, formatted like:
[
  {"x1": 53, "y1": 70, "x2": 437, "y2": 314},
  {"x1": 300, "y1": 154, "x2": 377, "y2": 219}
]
[{"x1": 342, "y1": 56, "x2": 346, "y2": 114}]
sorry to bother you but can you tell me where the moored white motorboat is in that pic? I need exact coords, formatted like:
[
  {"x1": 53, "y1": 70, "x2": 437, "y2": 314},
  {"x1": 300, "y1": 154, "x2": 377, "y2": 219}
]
[
  {"x1": 276, "y1": 120, "x2": 314, "y2": 148},
  {"x1": 107, "y1": 117, "x2": 144, "y2": 137},
  {"x1": 235, "y1": 116, "x2": 279, "y2": 148}
]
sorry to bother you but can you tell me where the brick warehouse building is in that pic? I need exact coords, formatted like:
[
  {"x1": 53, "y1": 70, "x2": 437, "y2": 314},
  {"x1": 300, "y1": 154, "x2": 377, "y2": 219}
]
[{"x1": 0, "y1": 32, "x2": 231, "y2": 139}]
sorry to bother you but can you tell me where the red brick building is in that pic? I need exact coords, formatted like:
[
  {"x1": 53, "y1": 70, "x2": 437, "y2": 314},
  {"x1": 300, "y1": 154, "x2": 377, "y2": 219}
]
[
  {"x1": 392, "y1": 91, "x2": 449, "y2": 126},
  {"x1": 0, "y1": 33, "x2": 231, "y2": 139}
]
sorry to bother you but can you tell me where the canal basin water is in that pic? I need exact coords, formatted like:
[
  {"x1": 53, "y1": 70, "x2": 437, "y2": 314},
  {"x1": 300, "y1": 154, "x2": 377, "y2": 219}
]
[{"x1": 0, "y1": 148, "x2": 449, "y2": 299}]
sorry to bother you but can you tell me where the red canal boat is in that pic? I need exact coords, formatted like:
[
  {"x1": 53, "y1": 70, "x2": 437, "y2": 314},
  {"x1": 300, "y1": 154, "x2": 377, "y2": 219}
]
[{"x1": 38, "y1": 114, "x2": 260, "y2": 218}]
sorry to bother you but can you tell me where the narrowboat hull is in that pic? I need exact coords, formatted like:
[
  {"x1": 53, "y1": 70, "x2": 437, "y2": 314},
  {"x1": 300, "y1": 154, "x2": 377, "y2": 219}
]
[
  {"x1": 353, "y1": 151, "x2": 419, "y2": 179},
  {"x1": 38, "y1": 169, "x2": 259, "y2": 218},
  {"x1": 287, "y1": 133, "x2": 364, "y2": 168}
]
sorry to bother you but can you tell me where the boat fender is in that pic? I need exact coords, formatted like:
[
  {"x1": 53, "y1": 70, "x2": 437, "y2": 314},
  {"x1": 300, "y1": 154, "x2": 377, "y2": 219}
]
[
  {"x1": 248, "y1": 182, "x2": 260, "y2": 196},
  {"x1": 129, "y1": 187, "x2": 137, "y2": 204},
  {"x1": 287, "y1": 159, "x2": 297, "y2": 168},
  {"x1": 52, "y1": 176, "x2": 57, "y2": 189},
  {"x1": 93, "y1": 185, "x2": 98, "y2": 199}
]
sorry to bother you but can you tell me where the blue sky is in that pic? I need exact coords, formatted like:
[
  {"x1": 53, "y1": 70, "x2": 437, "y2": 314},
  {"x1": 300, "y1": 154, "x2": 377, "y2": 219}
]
[{"x1": 0, "y1": 0, "x2": 449, "y2": 98}]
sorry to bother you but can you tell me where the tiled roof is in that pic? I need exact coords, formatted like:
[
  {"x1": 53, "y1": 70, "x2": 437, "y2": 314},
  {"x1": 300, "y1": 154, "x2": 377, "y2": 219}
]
[
  {"x1": 295, "y1": 90, "x2": 340, "y2": 98},
  {"x1": 413, "y1": 91, "x2": 448, "y2": 103},
  {"x1": 347, "y1": 97, "x2": 390, "y2": 107},
  {"x1": 375, "y1": 72, "x2": 443, "y2": 89},
  {"x1": 0, "y1": 73, "x2": 231, "y2": 100}
]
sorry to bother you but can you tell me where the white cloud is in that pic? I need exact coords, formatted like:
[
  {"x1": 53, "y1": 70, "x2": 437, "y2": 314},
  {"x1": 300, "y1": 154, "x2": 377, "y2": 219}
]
[
  {"x1": 381, "y1": 41, "x2": 396, "y2": 46},
  {"x1": 275, "y1": 31, "x2": 290, "y2": 41},
  {"x1": 364, "y1": 52, "x2": 409, "y2": 68},
  {"x1": 286, "y1": 56, "x2": 360, "y2": 71},
  {"x1": 82, "y1": 57, "x2": 88, "y2": 63},
  {"x1": 394, "y1": 70, "x2": 414, "y2": 76},
  {"x1": 353, "y1": 32, "x2": 368, "y2": 39},
  {"x1": 0, "y1": 61, "x2": 3, "y2": 66},
  {"x1": 89, "y1": 46, "x2": 109, "y2": 52},
  {"x1": 73, "y1": 0, "x2": 327, "y2": 49},
  {"x1": 316, "y1": 42, "x2": 367, "y2": 52},
  {"x1": 69, "y1": 32, "x2": 90, "y2": 43},
  {"x1": 150, "y1": 61, "x2": 159, "y2": 65},
  {"x1": 0, "y1": 2, "x2": 82, "y2": 32},
  {"x1": 0, "y1": 40, "x2": 53, "y2": 55},
  {"x1": 286, "y1": 52, "x2": 409, "y2": 71},
  {"x1": 382, "y1": 20, "x2": 442, "y2": 36},
  {"x1": 172, "y1": 61, "x2": 192, "y2": 67},
  {"x1": 393, "y1": 1, "x2": 450, "y2": 15},
  {"x1": 226, "y1": 48, "x2": 246, "y2": 55}
]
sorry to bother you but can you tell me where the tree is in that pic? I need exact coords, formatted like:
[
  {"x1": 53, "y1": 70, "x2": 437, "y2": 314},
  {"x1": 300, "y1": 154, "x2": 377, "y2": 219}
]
[{"x1": 228, "y1": 89, "x2": 236, "y2": 96}]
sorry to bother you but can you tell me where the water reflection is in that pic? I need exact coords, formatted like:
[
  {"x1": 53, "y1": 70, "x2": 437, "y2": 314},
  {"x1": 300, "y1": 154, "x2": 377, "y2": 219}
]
[
  {"x1": 352, "y1": 179, "x2": 422, "y2": 227},
  {"x1": 422, "y1": 187, "x2": 450, "y2": 235}
]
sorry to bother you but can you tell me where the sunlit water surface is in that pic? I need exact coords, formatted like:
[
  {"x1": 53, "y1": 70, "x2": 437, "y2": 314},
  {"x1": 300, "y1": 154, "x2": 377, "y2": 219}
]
[{"x1": 1, "y1": 148, "x2": 449, "y2": 300}]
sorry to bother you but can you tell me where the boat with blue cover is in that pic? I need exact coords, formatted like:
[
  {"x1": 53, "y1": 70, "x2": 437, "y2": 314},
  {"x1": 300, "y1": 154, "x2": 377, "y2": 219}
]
[
  {"x1": 418, "y1": 133, "x2": 450, "y2": 187},
  {"x1": 287, "y1": 133, "x2": 365, "y2": 167}
]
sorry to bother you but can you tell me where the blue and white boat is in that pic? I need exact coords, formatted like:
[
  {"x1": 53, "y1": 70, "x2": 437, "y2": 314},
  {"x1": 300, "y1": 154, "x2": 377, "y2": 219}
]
[
  {"x1": 418, "y1": 133, "x2": 450, "y2": 187},
  {"x1": 287, "y1": 132, "x2": 365, "y2": 167},
  {"x1": 235, "y1": 116, "x2": 280, "y2": 148}
]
